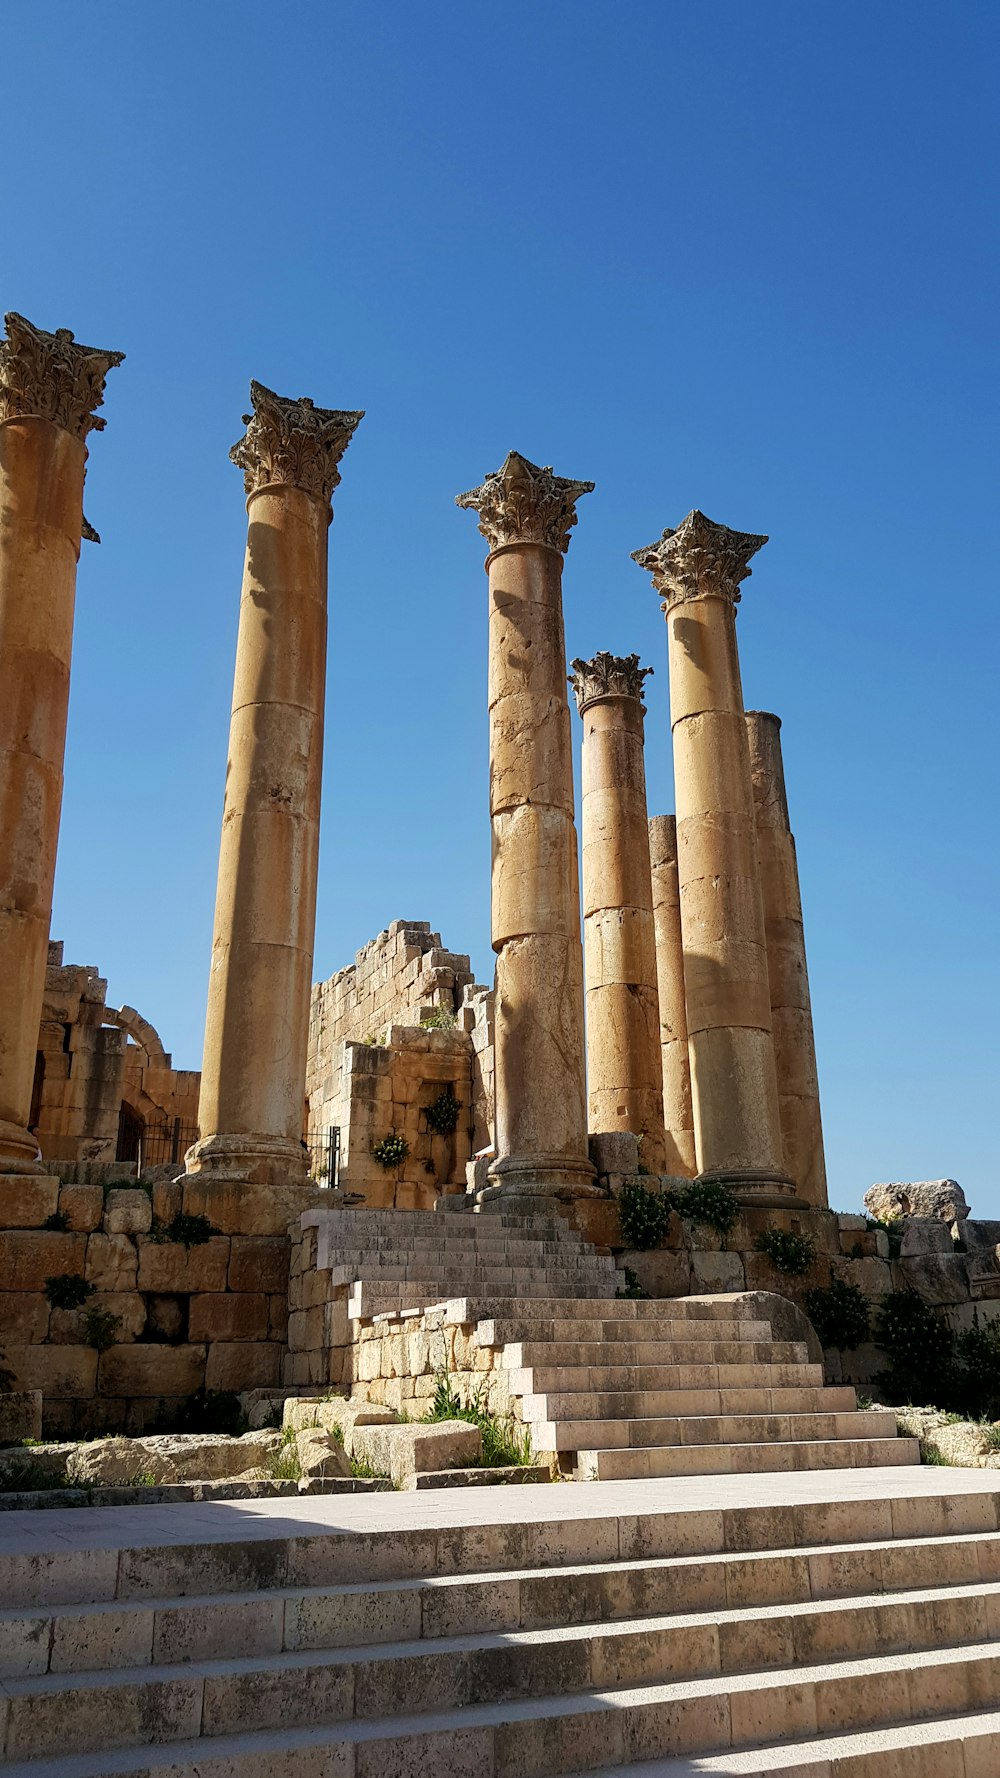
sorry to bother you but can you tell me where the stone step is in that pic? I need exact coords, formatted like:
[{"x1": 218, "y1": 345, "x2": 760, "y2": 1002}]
[
  {"x1": 484, "y1": 1329, "x2": 807, "y2": 1363},
  {"x1": 578, "y1": 1436, "x2": 920, "y2": 1479},
  {"x1": 7, "y1": 1573, "x2": 1000, "y2": 1760},
  {"x1": 475, "y1": 1312, "x2": 776, "y2": 1340},
  {"x1": 497, "y1": 1340, "x2": 817, "y2": 1373},
  {"x1": 339, "y1": 1264, "x2": 615, "y2": 1290},
  {"x1": 347, "y1": 1280, "x2": 619, "y2": 1315},
  {"x1": 8, "y1": 1533, "x2": 1000, "y2": 1678},
  {"x1": 519, "y1": 1400, "x2": 883, "y2": 1437},
  {"x1": 5, "y1": 1637, "x2": 1000, "y2": 1774},
  {"x1": 564, "y1": 1710, "x2": 1000, "y2": 1775},
  {"x1": 506, "y1": 1370, "x2": 854, "y2": 1412}
]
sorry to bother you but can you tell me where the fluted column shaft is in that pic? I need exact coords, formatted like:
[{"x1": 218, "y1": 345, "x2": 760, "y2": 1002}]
[
  {"x1": 648, "y1": 814, "x2": 697, "y2": 1177},
  {"x1": 573, "y1": 654, "x2": 666, "y2": 1171},
  {"x1": 187, "y1": 384, "x2": 362, "y2": 1187},
  {"x1": 633, "y1": 511, "x2": 794, "y2": 1201},
  {"x1": 458, "y1": 452, "x2": 595, "y2": 1197},
  {"x1": 0, "y1": 314, "x2": 122, "y2": 1176},
  {"x1": 746, "y1": 711, "x2": 828, "y2": 1207}
]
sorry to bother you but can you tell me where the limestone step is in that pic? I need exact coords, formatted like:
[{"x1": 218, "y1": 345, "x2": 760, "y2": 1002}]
[
  {"x1": 565, "y1": 1710, "x2": 1000, "y2": 1775},
  {"x1": 483, "y1": 1329, "x2": 808, "y2": 1363},
  {"x1": 7, "y1": 1572, "x2": 1000, "y2": 1761},
  {"x1": 507, "y1": 1372, "x2": 854, "y2": 1413},
  {"x1": 516, "y1": 1385, "x2": 859, "y2": 1418},
  {"x1": 9, "y1": 1531, "x2": 1000, "y2": 1678},
  {"x1": 5, "y1": 1639, "x2": 1000, "y2": 1774},
  {"x1": 476, "y1": 1312, "x2": 774, "y2": 1341},
  {"x1": 505, "y1": 1357, "x2": 828, "y2": 1391},
  {"x1": 347, "y1": 1279, "x2": 619, "y2": 1315},
  {"x1": 519, "y1": 1401, "x2": 884, "y2": 1438},
  {"x1": 578, "y1": 1436, "x2": 920, "y2": 1479}
]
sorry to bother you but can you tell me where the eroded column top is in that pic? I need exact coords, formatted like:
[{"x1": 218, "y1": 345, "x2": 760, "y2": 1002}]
[
  {"x1": 0, "y1": 311, "x2": 124, "y2": 439},
  {"x1": 631, "y1": 508, "x2": 767, "y2": 615},
  {"x1": 456, "y1": 449, "x2": 594, "y2": 555},
  {"x1": 230, "y1": 380, "x2": 364, "y2": 511},
  {"x1": 570, "y1": 651, "x2": 652, "y2": 716}
]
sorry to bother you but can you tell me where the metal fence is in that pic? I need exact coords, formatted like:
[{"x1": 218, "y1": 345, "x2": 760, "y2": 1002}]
[
  {"x1": 116, "y1": 1113, "x2": 199, "y2": 1172},
  {"x1": 307, "y1": 1127, "x2": 341, "y2": 1188}
]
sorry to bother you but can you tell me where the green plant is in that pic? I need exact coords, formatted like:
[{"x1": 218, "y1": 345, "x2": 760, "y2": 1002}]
[
  {"x1": 669, "y1": 1180, "x2": 739, "y2": 1240},
  {"x1": 269, "y1": 1430, "x2": 303, "y2": 1482},
  {"x1": 952, "y1": 1318, "x2": 1000, "y2": 1421},
  {"x1": 373, "y1": 1133, "x2": 409, "y2": 1170},
  {"x1": 44, "y1": 1273, "x2": 95, "y2": 1310},
  {"x1": 874, "y1": 1291, "x2": 954, "y2": 1406},
  {"x1": 82, "y1": 1307, "x2": 122, "y2": 1353},
  {"x1": 175, "y1": 1388, "x2": 245, "y2": 1436},
  {"x1": 128, "y1": 1471, "x2": 157, "y2": 1488},
  {"x1": 616, "y1": 1266, "x2": 649, "y2": 1300},
  {"x1": 753, "y1": 1229, "x2": 816, "y2": 1275},
  {"x1": 349, "y1": 1454, "x2": 390, "y2": 1480},
  {"x1": 424, "y1": 1372, "x2": 533, "y2": 1467},
  {"x1": 420, "y1": 1007, "x2": 456, "y2": 1030},
  {"x1": 169, "y1": 1213, "x2": 217, "y2": 1247},
  {"x1": 866, "y1": 1215, "x2": 903, "y2": 1257},
  {"x1": 42, "y1": 1209, "x2": 70, "y2": 1232},
  {"x1": 425, "y1": 1085, "x2": 462, "y2": 1136},
  {"x1": 803, "y1": 1278, "x2": 872, "y2": 1349},
  {"x1": 360, "y1": 1032, "x2": 387, "y2": 1047},
  {"x1": 617, "y1": 1179, "x2": 671, "y2": 1251}
]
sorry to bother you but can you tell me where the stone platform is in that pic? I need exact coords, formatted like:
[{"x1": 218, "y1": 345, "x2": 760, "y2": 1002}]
[{"x1": 1, "y1": 1469, "x2": 1000, "y2": 1774}]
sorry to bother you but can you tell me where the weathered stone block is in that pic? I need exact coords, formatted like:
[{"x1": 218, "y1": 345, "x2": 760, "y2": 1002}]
[
  {"x1": 98, "y1": 1344, "x2": 207, "y2": 1398},
  {"x1": 352, "y1": 1418, "x2": 481, "y2": 1485},
  {"x1": 0, "y1": 1176, "x2": 60, "y2": 1228},
  {"x1": 182, "y1": 1178, "x2": 322, "y2": 1237},
  {"x1": 899, "y1": 1218, "x2": 955, "y2": 1258},
  {"x1": 188, "y1": 1293, "x2": 269, "y2": 1342},
  {"x1": 0, "y1": 1230, "x2": 88, "y2": 1291},
  {"x1": 86, "y1": 1232, "x2": 138, "y2": 1292},
  {"x1": 151, "y1": 1179, "x2": 183, "y2": 1225},
  {"x1": 137, "y1": 1237, "x2": 230, "y2": 1294},
  {"x1": 3, "y1": 1345, "x2": 98, "y2": 1398},
  {"x1": 0, "y1": 1292, "x2": 50, "y2": 1343},
  {"x1": 103, "y1": 1189, "x2": 153, "y2": 1236},
  {"x1": 228, "y1": 1236, "x2": 289, "y2": 1294},
  {"x1": 865, "y1": 1179, "x2": 969, "y2": 1225},
  {"x1": 57, "y1": 1184, "x2": 105, "y2": 1232},
  {"x1": 145, "y1": 1294, "x2": 187, "y2": 1342},
  {"x1": 618, "y1": 1249, "x2": 692, "y2": 1296},
  {"x1": 295, "y1": 1429, "x2": 352, "y2": 1480},
  {"x1": 589, "y1": 1132, "x2": 640, "y2": 1177},
  {"x1": 0, "y1": 1390, "x2": 42, "y2": 1444},
  {"x1": 205, "y1": 1342, "x2": 281, "y2": 1392},
  {"x1": 690, "y1": 1250, "x2": 746, "y2": 1293},
  {"x1": 895, "y1": 1254, "x2": 971, "y2": 1306}
]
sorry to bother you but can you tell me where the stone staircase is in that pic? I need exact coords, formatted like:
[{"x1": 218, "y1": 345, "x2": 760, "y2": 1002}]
[
  {"x1": 2, "y1": 1476, "x2": 1000, "y2": 1774},
  {"x1": 307, "y1": 1207, "x2": 919, "y2": 1479}
]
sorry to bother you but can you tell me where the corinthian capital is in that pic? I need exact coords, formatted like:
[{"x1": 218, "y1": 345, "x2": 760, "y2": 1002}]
[
  {"x1": 570, "y1": 651, "x2": 652, "y2": 715},
  {"x1": 230, "y1": 381, "x2": 364, "y2": 508},
  {"x1": 0, "y1": 312, "x2": 124, "y2": 440},
  {"x1": 456, "y1": 450, "x2": 594, "y2": 555},
  {"x1": 631, "y1": 509, "x2": 767, "y2": 613}
]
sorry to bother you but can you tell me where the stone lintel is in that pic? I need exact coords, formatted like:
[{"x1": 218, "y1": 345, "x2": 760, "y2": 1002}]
[
  {"x1": 632, "y1": 508, "x2": 767, "y2": 614},
  {"x1": 0, "y1": 312, "x2": 124, "y2": 440},
  {"x1": 456, "y1": 450, "x2": 594, "y2": 556},
  {"x1": 230, "y1": 380, "x2": 364, "y2": 509},
  {"x1": 570, "y1": 651, "x2": 652, "y2": 716}
]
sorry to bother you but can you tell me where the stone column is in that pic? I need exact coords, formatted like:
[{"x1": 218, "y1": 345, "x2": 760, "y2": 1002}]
[
  {"x1": 185, "y1": 382, "x2": 362, "y2": 1191},
  {"x1": 457, "y1": 452, "x2": 596, "y2": 1199},
  {"x1": 571, "y1": 652, "x2": 667, "y2": 1172},
  {"x1": 0, "y1": 313, "x2": 123, "y2": 1179},
  {"x1": 745, "y1": 711, "x2": 828, "y2": 1207},
  {"x1": 648, "y1": 814, "x2": 698, "y2": 1177},
  {"x1": 632, "y1": 511, "x2": 794, "y2": 1203}
]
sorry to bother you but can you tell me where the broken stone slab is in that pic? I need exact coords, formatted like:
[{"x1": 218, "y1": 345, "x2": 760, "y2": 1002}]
[
  {"x1": 102, "y1": 1188, "x2": 153, "y2": 1236},
  {"x1": 0, "y1": 1441, "x2": 77, "y2": 1490},
  {"x1": 351, "y1": 1418, "x2": 481, "y2": 1486},
  {"x1": 0, "y1": 1390, "x2": 42, "y2": 1445},
  {"x1": 407, "y1": 1463, "x2": 550, "y2": 1489},
  {"x1": 281, "y1": 1395, "x2": 397, "y2": 1447},
  {"x1": 864, "y1": 1179, "x2": 969, "y2": 1225},
  {"x1": 895, "y1": 1406, "x2": 1000, "y2": 1468},
  {"x1": 63, "y1": 1429, "x2": 283, "y2": 1486},
  {"x1": 894, "y1": 1253, "x2": 972, "y2": 1307},
  {"x1": 294, "y1": 1429, "x2": 352, "y2": 1480}
]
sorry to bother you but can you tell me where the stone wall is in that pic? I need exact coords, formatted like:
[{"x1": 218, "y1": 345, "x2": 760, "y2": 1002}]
[
  {"x1": 325, "y1": 1028, "x2": 475, "y2": 1208},
  {"x1": 0, "y1": 1175, "x2": 289, "y2": 1436},
  {"x1": 33, "y1": 942, "x2": 200, "y2": 1169}
]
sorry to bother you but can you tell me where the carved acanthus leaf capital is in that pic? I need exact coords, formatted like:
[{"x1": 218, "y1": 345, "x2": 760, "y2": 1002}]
[
  {"x1": 0, "y1": 312, "x2": 124, "y2": 440},
  {"x1": 456, "y1": 450, "x2": 594, "y2": 555},
  {"x1": 570, "y1": 651, "x2": 653, "y2": 714},
  {"x1": 230, "y1": 381, "x2": 364, "y2": 508},
  {"x1": 631, "y1": 509, "x2": 767, "y2": 614}
]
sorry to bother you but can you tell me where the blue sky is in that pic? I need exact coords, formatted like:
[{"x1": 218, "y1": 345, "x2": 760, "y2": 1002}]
[{"x1": 4, "y1": 2, "x2": 997, "y2": 1212}]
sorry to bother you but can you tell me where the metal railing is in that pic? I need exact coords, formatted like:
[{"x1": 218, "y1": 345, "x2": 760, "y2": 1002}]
[{"x1": 307, "y1": 1126, "x2": 341, "y2": 1187}]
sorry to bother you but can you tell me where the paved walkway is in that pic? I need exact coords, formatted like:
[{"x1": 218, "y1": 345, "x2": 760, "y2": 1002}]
[{"x1": 3, "y1": 1465, "x2": 999, "y2": 1558}]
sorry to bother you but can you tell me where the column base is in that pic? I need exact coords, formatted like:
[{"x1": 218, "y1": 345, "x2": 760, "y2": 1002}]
[
  {"x1": 478, "y1": 1151, "x2": 602, "y2": 1210},
  {"x1": 183, "y1": 1132, "x2": 310, "y2": 1188},
  {"x1": 0, "y1": 1119, "x2": 44, "y2": 1176},
  {"x1": 697, "y1": 1165, "x2": 798, "y2": 1209}
]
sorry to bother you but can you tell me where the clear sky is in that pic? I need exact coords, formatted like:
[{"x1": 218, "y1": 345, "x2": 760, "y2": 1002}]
[{"x1": 4, "y1": 2, "x2": 997, "y2": 1213}]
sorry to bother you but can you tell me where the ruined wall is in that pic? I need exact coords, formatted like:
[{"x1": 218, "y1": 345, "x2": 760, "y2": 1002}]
[
  {"x1": 34, "y1": 943, "x2": 200, "y2": 1170},
  {"x1": 319, "y1": 1028, "x2": 474, "y2": 1209}
]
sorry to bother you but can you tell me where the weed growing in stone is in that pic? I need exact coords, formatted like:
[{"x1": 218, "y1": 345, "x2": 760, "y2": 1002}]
[
  {"x1": 42, "y1": 1210, "x2": 70, "y2": 1231},
  {"x1": 425, "y1": 1085, "x2": 462, "y2": 1135},
  {"x1": 754, "y1": 1229, "x2": 816, "y2": 1275},
  {"x1": 83, "y1": 1307, "x2": 122, "y2": 1352},
  {"x1": 44, "y1": 1273, "x2": 95, "y2": 1310},
  {"x1": 669, "y1": 1180, "x2": 739, "y2": 1240},
  {"x1": 804, "y1": 1278, "x2": 871, "y2": 1349},
  {"x1": 426, "y1": 1373, "x2": 533, "y2": 1467},
  {"x1": 617, "y1": 1180, "x2": 671, "y2": 1251},
  {"x1": 373, "y1": 1133, "x2": 409, "y2": 1170}
]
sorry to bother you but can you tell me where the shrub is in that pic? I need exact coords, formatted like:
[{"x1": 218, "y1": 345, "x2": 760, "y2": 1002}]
[
  {"x1": 83, "y1": 1307, "x2": 122, "y2": 1353},
  {"x1": 175, "y1": 1388, "x2": 245, "y2": 1436},
  {"x1": 617, "y1": 1180, "x2": 671, "y2": 1251},
  {"x1": 669, "y1": 1180, "x2": 739, "y2": 1240},
  {"x1": 167, "y1": 1213, "x2": 216, "y2": 1247},
  {"x1": 425, "y1": 1373, "x2": 533, "y2": 1467},
  {"x1": 616, "y1": 1266, "x2": 649, "y2": 1300},
  {"x1": 953, "y1": 1318, "x2": 1000, "y2": 1421},
  {"x1": 874, "y1": 1291, "x2": 954, "y2": 1406},
  {"x1": 753, "y1": 1229, "x2": 816, "y2": 1275},
  {"x1": 373, "y1": 1133, "x2": 409, "y2": 1170},
  {"x1": 42, "y1": 1210, "x2": 70, "y2": 1232},
  {"x1": 804, "y1": 1279, "x2": 872, "y2": 1349},
  {"x1": 420, "y1": 1007, "x2": 456, "y2": 1030},
  {"x1": 44, "y1": 1273, "x2": 95, "y2": 1310},
  {"x1": 425, "y1": 1085, "x2": 461, "y2": 1136}
]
